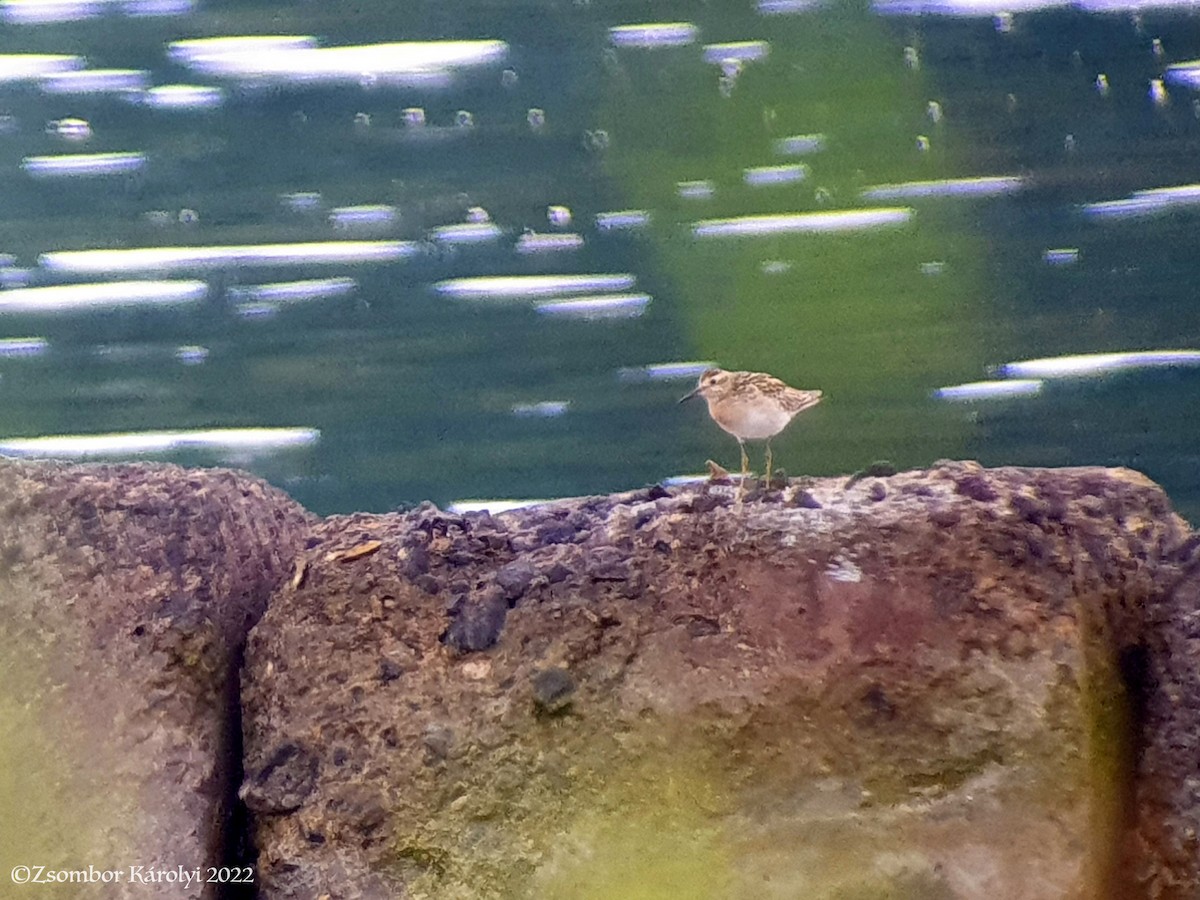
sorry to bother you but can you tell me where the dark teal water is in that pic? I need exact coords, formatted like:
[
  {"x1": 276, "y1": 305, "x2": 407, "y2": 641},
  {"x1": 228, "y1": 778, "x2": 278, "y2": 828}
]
[{"x1": 0, "y1": 0, "x2": 1197, "y2": 520}]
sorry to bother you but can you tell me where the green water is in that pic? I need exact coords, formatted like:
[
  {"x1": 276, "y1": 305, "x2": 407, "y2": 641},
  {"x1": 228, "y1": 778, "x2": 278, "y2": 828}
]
[{"x1": 0, "y1": 0, "x2": 1197, "y2": 519}]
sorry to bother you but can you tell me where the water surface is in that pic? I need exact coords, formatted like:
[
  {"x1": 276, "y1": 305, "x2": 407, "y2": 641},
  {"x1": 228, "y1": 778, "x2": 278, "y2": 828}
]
[{"x1": 0, "y1": 0, "x2": 1197, "y2": 520}]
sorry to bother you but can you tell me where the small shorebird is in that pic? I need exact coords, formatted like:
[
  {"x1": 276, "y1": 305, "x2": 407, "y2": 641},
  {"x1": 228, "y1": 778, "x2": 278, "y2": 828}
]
[{"x1": 680, "y1": 367, "x2": 822, "y2": 489}]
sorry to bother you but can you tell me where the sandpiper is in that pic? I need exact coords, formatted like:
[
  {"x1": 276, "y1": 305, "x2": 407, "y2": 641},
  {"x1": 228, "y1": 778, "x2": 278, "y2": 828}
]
[{"x1": 680, "y1": 367, "x2": 822, "y2": 490}]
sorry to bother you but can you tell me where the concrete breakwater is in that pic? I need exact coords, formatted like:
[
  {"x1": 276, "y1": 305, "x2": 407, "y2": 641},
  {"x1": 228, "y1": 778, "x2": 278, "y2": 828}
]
[{"x1": 1, "y1": 459, "x2": 1197, "y2": 899}]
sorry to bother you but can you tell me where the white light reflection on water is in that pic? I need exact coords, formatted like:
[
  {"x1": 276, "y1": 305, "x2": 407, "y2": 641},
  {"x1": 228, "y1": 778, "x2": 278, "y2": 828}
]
[
  {"x1": 435, "y1": 274, "x2": 636, "y2": 299},
  {"x1": 1082, "y1": 184, "x2": 1200, "y2": 219},
  {"x1": 430, "y1": 223, "x2": 504, "y2": 245},
  {"x1": 512, "y1": 401, "x2": 569, "y2": 418},
  {"x1": 90, "y1": 342, "x2": 206, "y2": 364},
  {"x1": 661, "y1": 472, "x2": 755, "y2": 487},
  {"x1": 516, "y1": 233, "x2": 585, "y2": 254},
  {"x1": 609, "y1": 23, "x2": 699, "y2": 48},
  {"x1": 133, "y1": 84, "x2": 224, "y2": 110},
  {"x1": 744, "y1": 164, "x2": 808, "y2": 186},
  {"x1": 0, "y1": 427, "x2": 319, "y2": 459},
  {"x1": 40, "y1": 241, "x2": 416, "y2": 273},
  {"x1": 0, "y1": 337, "x2": 48, "y2": 357},
  {"x1": 1, "y1": 0, "x2": 102, "y2": 21},
  {"x1": 46, "y1": 117, "x2": 91, "y2": 141},
  {"x1": 174, "y1": 345, "x2": 208, "y2": 365},
  {"x1": 1043, "y1": 248, "x2": 1079, "y2": 265},
  {"x1": 861, "y1": 176, "x2": 1025, "y2": 200},
  {"x1": 758, "y1": 0, "x2": 824, "y2": 13},
  {"x1": 693, "y1": 208, "x2": 911, "y2": 237},
  {"x1": 595, "y1": 210, "x2": 650, "y2": 232},
  {"x1": 774, "y1": 134, "x2": 826, "y2": 156},
  {"x1": 536, "y1": 293, "x2": 651, "y2": 319},
  {"x1": 999, "y1": 350, "x2": 1200, "y2": 378},
  {"x1": 23, "y1": 152, "x2": 146, "y2": 177},
  {"x1": 0, "y1": 54, "x2": 83, "y2": 82},
  {"x1": 874, "y1": 0, "x2": 1067, "y2": 14},
  {"x1": 617, "y1": 361, "x2": 715, "y2": 382},
  {"x1": 167, "y1": 36, "x2": 318, "y2": 63},
  {"x1": 876, "y1": 0, "x2": 1200, "y2": 12},
  {"x1": 171, "y1": 37, "x2": 508, "y2": 86},
  {"x1": 281, "y1": 192, "x2": 322, "y2": 213},
  {"x1": 702, "y1": 42, "x2": 770, "y2": 64},
  {"x1": 228, "y1": 278, "x2": 356, "y2": 304},
  {"x1": 1078, "y1": 0, "x2": 1200, "y2": 10},
  {"x1": 447, "y1": 498, "x2": 551, "y2": 514},
  {"x1": 123, "y1": 0, "x2": 192, "y2": 14},
  {"x1": 235, "y1": 302, "x2": 278, "y2": 321},
  {"x1": 1, "y1": 0, "x2": 192, "y2": 23},
  {"x1": 40, "y1": 69, "x2": 148, "y2": 94},
  {"x1": 0, "y1": 281, "x2": 206, "y2": 312},
  {"x1": 1, "y1": 268, "x2": 31, "y2": 288},
  {"x1": 329, "y1": 205, "x2": 398, "y2": 231},
  {"x1": 934, "y1": 379, "x2": 1044, "y2": 401},
  {"x1": 1165, "y1": 60, "x2": 1200, "y2": 88},
  {"x1": 678, "y1": 180, "x2": 716, "y2": 200}
]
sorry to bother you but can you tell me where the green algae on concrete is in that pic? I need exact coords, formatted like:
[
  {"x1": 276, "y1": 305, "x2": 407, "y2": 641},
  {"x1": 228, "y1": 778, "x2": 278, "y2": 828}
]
[{"x1": 0, "y1": 608, "x2": 137, "y2": 899}]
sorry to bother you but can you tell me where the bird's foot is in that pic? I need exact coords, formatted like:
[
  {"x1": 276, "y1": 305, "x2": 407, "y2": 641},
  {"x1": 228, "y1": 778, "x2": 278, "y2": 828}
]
[{"x1": 762, "y1": 468, "x2": 787, "y2": 491}]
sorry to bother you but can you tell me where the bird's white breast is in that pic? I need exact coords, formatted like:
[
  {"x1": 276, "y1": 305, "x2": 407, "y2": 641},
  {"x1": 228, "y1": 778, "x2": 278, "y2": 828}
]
[{"x1": 708, "y1": 398, "x2": 795, "y2": 440}]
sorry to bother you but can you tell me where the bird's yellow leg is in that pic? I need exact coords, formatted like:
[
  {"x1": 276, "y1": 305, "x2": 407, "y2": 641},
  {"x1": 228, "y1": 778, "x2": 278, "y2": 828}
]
[
  {"x1": 765, "y1": 440, "x2": 773, "y2": 489},
  {"x1": 737, "y1": 439, "x2": 748, "y2": 499}
]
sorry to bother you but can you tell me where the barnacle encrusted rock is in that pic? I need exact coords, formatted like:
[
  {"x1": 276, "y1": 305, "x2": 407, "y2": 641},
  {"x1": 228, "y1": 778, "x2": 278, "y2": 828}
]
[{"x1": 242, "y1": 463, "x2": 1200, "y2": 900}]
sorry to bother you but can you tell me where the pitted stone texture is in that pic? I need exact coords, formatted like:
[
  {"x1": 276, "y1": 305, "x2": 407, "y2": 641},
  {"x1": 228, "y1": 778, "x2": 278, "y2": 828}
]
[
  {"x1": 0, "y1": 460, "x2": 314, "y2": 900},
  {"x1": 243, "y1": 465, "x2": 1199, "y2": 900}
]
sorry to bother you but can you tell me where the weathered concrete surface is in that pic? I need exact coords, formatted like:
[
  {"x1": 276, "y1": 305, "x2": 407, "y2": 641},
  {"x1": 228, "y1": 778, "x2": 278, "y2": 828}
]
[
  {"x1": 0, "y1": 461, "x2": 313, "y2": 899},
  {"x1": 241, "y1": 463, "x2": 1200, "y2": 900}
]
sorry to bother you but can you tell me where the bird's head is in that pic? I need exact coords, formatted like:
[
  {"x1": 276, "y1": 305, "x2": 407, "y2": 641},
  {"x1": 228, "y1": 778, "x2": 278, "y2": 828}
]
[{"x1": 679, "y1": 367, "x2": 729, "y2": 403}]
